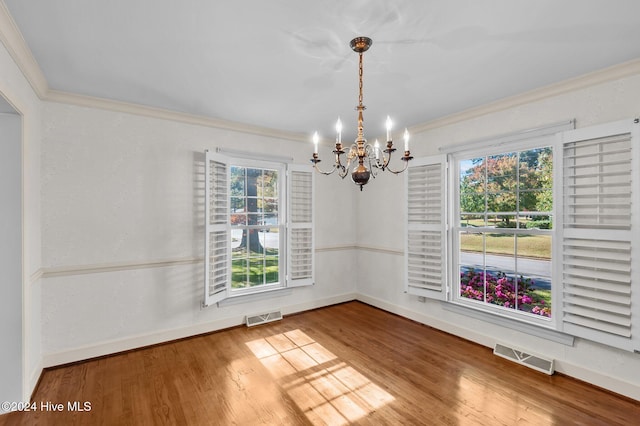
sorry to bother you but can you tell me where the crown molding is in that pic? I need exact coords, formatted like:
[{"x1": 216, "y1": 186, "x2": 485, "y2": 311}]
[
  {"x1": 45, "y1": 89, "x2": 309, "y2": 142},
  {"x1": 411, "y1": 58, "x2": 640, "y2": 134},
  {"x1": 0, "y1": 1, "x2": 48, "y2": 98}
]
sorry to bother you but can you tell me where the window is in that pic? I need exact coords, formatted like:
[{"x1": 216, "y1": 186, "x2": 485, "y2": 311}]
[
  {"x1": 406, "y1": 119, "x2": 640, "y2": 352},
  {"x1": 204, "y1": 150, "x2": 314, "y2": 306},
  {"x1": 455, "y1": 147, "x2": 553, "y2": 321},
  {"x1": 230, "y1": 164, "x2": 283, "y2": 292}
]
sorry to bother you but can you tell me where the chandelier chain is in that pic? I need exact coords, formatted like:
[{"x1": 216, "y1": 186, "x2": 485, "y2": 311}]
[{"x1": 358, "y1": 52, "x2": 364, "y2": 108}]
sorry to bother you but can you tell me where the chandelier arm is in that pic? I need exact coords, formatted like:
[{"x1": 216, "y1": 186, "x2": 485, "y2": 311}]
[
  {"x1": 311, "y1": 161, "x2": 339, "y2": 175},
  {"x1": 382, "y1": 157, "x2": 411, "y2": 175},
  {"x1": 337, "y1": 149, "x2": 353, "y2": 179}
]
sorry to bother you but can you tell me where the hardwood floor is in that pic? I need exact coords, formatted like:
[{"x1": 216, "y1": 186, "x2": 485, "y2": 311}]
[{"x1": 2, "y1": 301, "x2": 638, "y2": 425}]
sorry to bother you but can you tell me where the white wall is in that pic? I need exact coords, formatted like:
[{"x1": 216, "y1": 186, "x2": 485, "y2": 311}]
[
  {"x1": 356, "y1": 70, "x2": 640, "y2": 400},
  {"x1": 40, "y1": 102, "x2": 358, "y2": 365},
  {"x1": 0, "y1": 111, "x2": 21, "y2": 413},
  {"x1": 0, "y1": 34, "x2": 43, "y2": 405}
]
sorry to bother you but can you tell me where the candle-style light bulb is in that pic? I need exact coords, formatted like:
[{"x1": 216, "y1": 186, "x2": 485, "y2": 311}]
[
  {"x1": 403, "y1": 128, "x2": 410, "y2": 152},
  {"x1": 385, "y1": 116, "x2": 392, "y2": 142},
  {"x1": 336, "y1": 117, "x2": 342, "y2": 144},
  {"x1": 374, "y1": 139, "x2": 380, "y2": 160},
  {"x1": 313, "y1": 131, "x2": 319, "y2": 154}
]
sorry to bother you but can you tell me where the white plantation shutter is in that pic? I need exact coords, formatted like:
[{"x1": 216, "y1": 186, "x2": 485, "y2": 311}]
[
  {"x1": 287, "y1": 165, "x2": 314, "y2": 287},
  {"x1": 405, "y1": 155, "x2": 447, "y2": 299},
  {"x1": 559, "y1": 119, "x2": 640, "y2": 351},
  {"x1": 204, "y1": 149, "x2": 230, "y2": 306}
]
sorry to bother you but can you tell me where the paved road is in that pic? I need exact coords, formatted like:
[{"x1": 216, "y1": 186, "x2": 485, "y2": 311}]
[{"x1": 460, "y1": 252, "x2": 551, "y2": 289}]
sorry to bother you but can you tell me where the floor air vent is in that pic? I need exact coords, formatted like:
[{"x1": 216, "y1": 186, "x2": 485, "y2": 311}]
[
  {"x1": 245, "y1": 310, "x2": 283, "y2": 327},
  {"x1": 494, "y1": 343, "x2": 555, "y2": 375}
]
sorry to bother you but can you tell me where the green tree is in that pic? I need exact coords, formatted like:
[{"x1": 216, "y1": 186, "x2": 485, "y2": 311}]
[{"x1": 460, "y1": 148, "x2": 552, "y2": 226}]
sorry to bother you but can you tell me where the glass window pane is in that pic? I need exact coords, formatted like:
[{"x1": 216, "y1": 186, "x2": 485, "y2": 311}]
[
  {"x1": 485, "y1": 232, "x2": 514, "y2": 258},
  {"x1": 246, "y1": 230, "x2": 264, "y2": 256},
  {"x1": 521, "y1": 213, "x2": 553, "y2": 230},
  {"x1": 516, "y1": 234, "x2": 552, "y2": 317},
  {"x1": 230, "y1": 197, "x2": 245, "y2": 213},
  {"x1": 262, "y1": 198, "x2": 278, "y2": 214},
  {"x1": 247, "y1": 212, "x2": 261, "y2": 226},
  {"x1": 487, "y1": 192, "x2": 516, "y2": 213},
  {"x1": 459, "y1": 232, "x2": 486, "y2": 302},
  {"x1": 265, "y1": 254, "x2": 279, "y2": 284},
  {"x1": 249, "y1": 258, "x2": 264, "y2": 286},
  {"x1": 232, "y1": 259, "x2": 248, "y2": 289},
  {"x1": 460, "y1": 214, "x2": 485, "y2": 227},
  {"x1": 263, "y1": 213, "x2": 278, "y2": 228},
  {"x1": 495, "y1": 214, "x2": 517, "y2": 228},
  {"x1": 230, "y1": 213, "x2": 246, "y2": 226},
  {"x1": 460, "y1": 232, "x2": 483, "y2": 256},
  {"x1": 231, "y1": 230, "x2": 246, "y2": 256},
  {"x1": 460, "y1": 193, "x2": 485, "y2": 214},
  {"x1": 518, "y1": 189, "x2": 541, "y2": 214},
  {"x1": 260, "y1": 169, "x2": 278, "y2": 198},
  {"x1": 460, "y1": 158, "x2": 485, "y2": 205},
  {"x1": 230, "y1": 166, "x2": 246, "y2": 197},
  {"x1": 485, "y1": 233, "x2": 515, "y2": 309},
  {"x1": 487, "y1": 153, "x2": 516, "y2": 178}
]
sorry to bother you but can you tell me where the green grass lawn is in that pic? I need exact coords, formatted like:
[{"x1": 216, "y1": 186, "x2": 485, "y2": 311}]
[
  {"x1": 231, "y1": 251, "x2": 279, "y2": 288},
  {"x1": 532, "y1": 289, "x2": 552, "y2": 305},
  {"x1": 460, "y1": 233, "x2": 551, "y2": 259}
]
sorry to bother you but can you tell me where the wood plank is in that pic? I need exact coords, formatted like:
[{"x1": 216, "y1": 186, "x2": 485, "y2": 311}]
[{"x1": 1, "y1": 301, "x2": 638, "y2": 425}]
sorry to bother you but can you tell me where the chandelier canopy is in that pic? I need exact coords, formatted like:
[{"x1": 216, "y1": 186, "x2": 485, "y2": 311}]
[{"x1": 311, "y1": 36, "x2": 412, "y2": 191}]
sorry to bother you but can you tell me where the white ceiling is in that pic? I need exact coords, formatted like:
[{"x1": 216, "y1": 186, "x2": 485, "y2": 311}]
[{"x1": 5, "y1": 0, "x2": 640, "y2": 141}]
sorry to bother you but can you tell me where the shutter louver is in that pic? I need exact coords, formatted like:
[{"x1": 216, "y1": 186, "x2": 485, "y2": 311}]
[
  {"x1": 562, "y1": 237, "x2": 632, "y2": 338},
  {"x1": 405, "y1": 156, "x2": 447, "y2": 299},
  {"x1": 560, "y1": 120, "x2": 639, "y2": 351},
  {"x1": 563, "y1": 134, "x2": 632, "y2": 230},
  {"x1": 204, "y1": 150, "x2": 230, "y2": 306},
  {"x1": 288, "y1": 166, "x2": 314, "y2": 287}
]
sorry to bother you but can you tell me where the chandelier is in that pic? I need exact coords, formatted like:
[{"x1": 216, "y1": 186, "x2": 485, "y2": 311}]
[{"x1": 311, "y1": 36, "x2": 413, "y2": 191}]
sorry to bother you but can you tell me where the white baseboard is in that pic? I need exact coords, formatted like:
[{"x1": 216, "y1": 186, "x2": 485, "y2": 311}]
[
  {"x1": 42, "y1": 292, "x2": 357, "y2": 368},
  {"x1": 356, "y1": 293, "x2": 640, "y2": 402},
  {"x1": 27, "y1": 361, "x2": 43, "y2": 400}
]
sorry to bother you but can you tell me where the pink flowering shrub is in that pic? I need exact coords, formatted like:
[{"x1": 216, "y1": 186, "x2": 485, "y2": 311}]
[{"x1": 460, "y1": 269, "x2": 551, "y2": 317}]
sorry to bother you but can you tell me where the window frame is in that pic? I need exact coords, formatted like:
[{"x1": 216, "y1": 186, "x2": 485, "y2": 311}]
[
  {"x1": 227, "y1": 157, "x2": 287, "y2": 296},
  {"x1": 204, "y1": 149, "x2": 314, "y2": 307},
  {"x1": 449, "y1": 136, "x2": 558, "y2": 329}
]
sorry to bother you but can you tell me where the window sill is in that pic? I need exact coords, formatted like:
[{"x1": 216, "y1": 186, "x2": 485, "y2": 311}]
[
  {"x1": 217, "y1": 287, "x2": 292, "y2": 307},
  {"x1": 442, "y1": 301, "x2": 575, "y2": 346}
]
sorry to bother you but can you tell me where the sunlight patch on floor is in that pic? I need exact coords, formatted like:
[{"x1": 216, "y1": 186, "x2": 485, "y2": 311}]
[{"x1": 246, "y1": 329, "x2": 394, "y2": 425}]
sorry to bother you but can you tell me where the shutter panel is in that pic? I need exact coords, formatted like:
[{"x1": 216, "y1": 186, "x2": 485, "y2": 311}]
[
  {"x1": 559, "y1": 119, "x2": 639, "y2": 351},
  {"x1": 287, "y1": 164, "x2": 314, "y2": 287},
  {"x1": 405, "y1": 155, "x2": 447, "y2": 299},
  {"x1": 204, "y1": 149, "x2": 230, "y2": 306}
]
